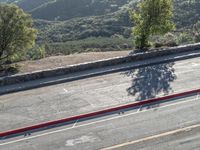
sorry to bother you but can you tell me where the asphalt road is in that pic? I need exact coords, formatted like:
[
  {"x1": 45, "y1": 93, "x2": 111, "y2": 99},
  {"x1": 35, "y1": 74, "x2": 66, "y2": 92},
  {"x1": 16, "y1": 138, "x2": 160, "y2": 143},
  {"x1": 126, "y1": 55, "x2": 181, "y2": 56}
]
[
  {"x1": 0, "y1": 55, "x2": 200, "y2": 131},
  {"x1": 107, "y1": 124, "x2": 200, "y2": 150},
  {"x1": 0, "y1": 95, "x2": 200, "y2": 150},
  {"x1": 104, "y1": 124, "x2": 200, "y2": 150}
]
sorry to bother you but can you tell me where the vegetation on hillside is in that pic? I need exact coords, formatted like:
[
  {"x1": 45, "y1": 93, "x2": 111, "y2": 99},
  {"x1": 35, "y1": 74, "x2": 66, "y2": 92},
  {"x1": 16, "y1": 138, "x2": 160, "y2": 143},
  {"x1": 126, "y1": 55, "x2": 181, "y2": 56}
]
[
  {"x1": 0, "y1": 0, "x2": 200, "y2": 58},
  {"x1": 30, "y1": 0, "x2": 129, "y2": 21},
  {"x1": 0, "y1": 0, "x2": 55, "y2": 11},
  {"x1": 0, "y1": 0, "x2": 131, "y2": 20},
  {"x1": 33, "y1": 0, "x2": 199, "y2": 42},
  {"x1": 45, "y1": 37, "x2": 133, "y2": 56}
]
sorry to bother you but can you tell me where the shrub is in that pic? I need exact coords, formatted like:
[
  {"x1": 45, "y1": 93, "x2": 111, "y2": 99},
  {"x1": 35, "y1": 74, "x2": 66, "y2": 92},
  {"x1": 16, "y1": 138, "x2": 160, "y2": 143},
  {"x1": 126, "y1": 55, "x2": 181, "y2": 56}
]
[
  {"x1": 177, "y1": 32, "x2": 195, "y2": 45},
  {"x1": 44, "y1": 37, "x2": 134, "y2": 56},
  {"x1": 27, "y1": 45, "x2": 46, "y2": 60}
]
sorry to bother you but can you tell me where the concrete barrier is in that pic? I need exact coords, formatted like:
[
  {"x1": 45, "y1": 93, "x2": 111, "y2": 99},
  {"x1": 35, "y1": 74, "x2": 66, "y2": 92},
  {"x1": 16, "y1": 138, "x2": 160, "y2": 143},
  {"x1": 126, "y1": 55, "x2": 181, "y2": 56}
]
[
  {"x1": 0, "y1": 88, "x2": 200, "y2": 138},
  {"x1": 1, "y1": 43, "x2": 200, "y2": 86}
]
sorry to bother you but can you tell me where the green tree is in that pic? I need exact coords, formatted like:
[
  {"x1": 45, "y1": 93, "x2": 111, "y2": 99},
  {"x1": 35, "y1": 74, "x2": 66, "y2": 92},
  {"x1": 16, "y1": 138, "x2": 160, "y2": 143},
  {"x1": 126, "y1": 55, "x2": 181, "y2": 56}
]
[
  {"x1": 0, "y1": 4, "x2": 37, "y2": 67},
  {"x1": 130, "y1": 0, "x2": 175, "y2": 49}
]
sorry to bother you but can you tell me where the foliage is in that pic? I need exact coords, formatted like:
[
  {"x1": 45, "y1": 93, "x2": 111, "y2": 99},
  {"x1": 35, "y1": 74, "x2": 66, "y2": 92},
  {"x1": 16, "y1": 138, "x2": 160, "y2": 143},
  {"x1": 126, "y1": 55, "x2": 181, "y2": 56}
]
[
  {"x1": 1, "y1": 0, "x2": 200, "y2": 46},
  {"x1": 3, "y1": 63, "x2": 19, "y2": 74},
  {"x1": 174, "y1": 0, "x2": 200, "y2": 28},
  {"x1": 0, "y1": 4, "x2": 37, "y2": 66},
  {"x1": 0, "y1": 0, "x2": 55, "y2": 11},
  {"x1": 35, "y1": 13, "x2": 133, "y2": 42},
  {"x1": 28, "y1": 0, "x2": 129, "y2": 21},
  {"x1": 1, "y1": 0, "x2": 200, "y2": 60},
  {"x1": 176, "y1": 32, "x2": 195, "y2": 45},
  {"x1": 130, "y1": 0, "x2": 175, "y2": 49},
  {"x1": 12, "y1": 0, "x2": 199, "y2": 47},
  {"x1": 151, "y1": 32, "x2": 178, "y2": 48},
  {"x1": 44, "y1": 37, "x2": 133, "y2": 56},
  {"x1": 27, "y1": 44, "x2": 46, "y2": 60},
  {"x1": 1, "y1": 0, "x2": 129, "y2": 21},
  {"x1": 192, "y1": 21, "x2": 200, "y2": 42}
]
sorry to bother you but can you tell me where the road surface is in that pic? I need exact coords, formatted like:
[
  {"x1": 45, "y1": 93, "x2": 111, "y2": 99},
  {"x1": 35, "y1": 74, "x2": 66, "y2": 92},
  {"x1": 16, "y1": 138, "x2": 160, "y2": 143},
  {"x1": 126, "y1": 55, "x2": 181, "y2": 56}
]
[
  {"x1": 0, "y1": 55, "x2": 200, "y2": 132},
  {"x1": 0, "y1": 94, "x2": 200, "y2": 150},
  {"x1": 0, "y1": 52, "x2": 200, "y2": 149}
]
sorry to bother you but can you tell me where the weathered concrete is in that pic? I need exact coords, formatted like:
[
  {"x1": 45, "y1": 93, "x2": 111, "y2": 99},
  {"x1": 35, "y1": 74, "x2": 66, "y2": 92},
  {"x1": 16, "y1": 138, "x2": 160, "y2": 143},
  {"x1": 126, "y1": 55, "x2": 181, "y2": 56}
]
[
  {"x1": 1, "y1": 43, "x2": 200, "y2": 86},
  {"x1": 0, "y1": 55, "x2": 200, "y2": 132},
  {"x1": 1, "y1": 95, "x2": 200, "y2": 150}
]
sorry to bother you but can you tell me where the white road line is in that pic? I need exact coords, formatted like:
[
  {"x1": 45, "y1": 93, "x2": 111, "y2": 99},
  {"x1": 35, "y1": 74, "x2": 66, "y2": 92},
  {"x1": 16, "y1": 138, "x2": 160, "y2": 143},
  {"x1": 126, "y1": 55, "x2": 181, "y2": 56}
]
[
  {"x1": 192, "y1": 62, "x2": 199, "y2": 66},
  {"x1": 196, "y1": 93, "x2": 199, "y2": 100},
  {"x1": 101, "y1": 124, "x2": 200, "y2": 150},
  {"x1": 137, "y1": 105, "x2": 142, "y2": 112},
  {"x1": 63, "y1": 88, "x2": 68, "y2": 93},
  {"x1": 73, "y1": 120, "x2": 79, "y2": 128},
  {"x1": 0, "y1": 97, "x2": 198, "y2": 146}
]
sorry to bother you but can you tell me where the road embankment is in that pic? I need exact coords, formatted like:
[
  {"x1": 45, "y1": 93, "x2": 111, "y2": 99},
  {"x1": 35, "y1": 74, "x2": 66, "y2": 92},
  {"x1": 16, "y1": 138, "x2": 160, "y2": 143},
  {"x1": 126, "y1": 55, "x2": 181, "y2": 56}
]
[{"x1": 1, "y1": 43, "x2": 200, "y2": 86}]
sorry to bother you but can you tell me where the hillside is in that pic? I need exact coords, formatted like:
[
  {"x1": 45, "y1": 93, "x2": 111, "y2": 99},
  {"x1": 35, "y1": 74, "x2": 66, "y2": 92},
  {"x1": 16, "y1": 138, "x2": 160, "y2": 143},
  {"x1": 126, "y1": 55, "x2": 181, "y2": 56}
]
[
  {"x1": 1, "y1": 0, "x2": 200, "y2": 56},
  {"x1": 0, "y1": 0, "x2": 55, "y2": 11},
  {"x1": 34, "y1": 0, "x2": 200, "y2": 42},
  {"x1": 1, "y1": 0, "x2": 200, "y2": 31},
  {"x1": 0, "y1": 0, "x2": 15, "y2": 3},
  {"x1": 174, "y1": 0, "x2": 200, "y2": 27},
  {"x1": 0, "y1": 0, "x2": 131, "y2": 20},
  {"x1": 35, "y1": 12, "x2": 132, "y2": 42},
  {"x1": 30, "y1": 0, "x2": 130, "y2": 21}
]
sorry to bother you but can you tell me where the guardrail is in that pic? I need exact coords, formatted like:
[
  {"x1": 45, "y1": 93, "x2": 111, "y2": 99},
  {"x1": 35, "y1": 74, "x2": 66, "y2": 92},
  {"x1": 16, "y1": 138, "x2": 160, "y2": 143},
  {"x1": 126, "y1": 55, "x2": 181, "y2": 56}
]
[{"x1": 0, "y1": 88, "x2": 200, "y2": 138}]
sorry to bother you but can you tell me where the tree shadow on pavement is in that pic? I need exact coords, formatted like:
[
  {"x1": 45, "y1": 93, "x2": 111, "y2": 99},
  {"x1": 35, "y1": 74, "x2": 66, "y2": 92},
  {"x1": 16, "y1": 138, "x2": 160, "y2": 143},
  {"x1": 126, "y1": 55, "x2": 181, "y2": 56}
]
[{"x1": 124, "y1": 62, "x2": 177, "y2": 101}]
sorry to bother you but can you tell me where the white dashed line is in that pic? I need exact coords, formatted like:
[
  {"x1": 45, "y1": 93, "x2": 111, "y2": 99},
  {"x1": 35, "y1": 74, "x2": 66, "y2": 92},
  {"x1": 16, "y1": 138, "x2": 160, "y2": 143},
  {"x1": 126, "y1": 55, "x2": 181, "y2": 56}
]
[
  {"x1": 63, "y1": 88, "x2": 68, "y2": 93},
  {"x1": 137, "y1": 105, "x2": 142, "y2": 112},
  {"x1": 73, "y1": 120, "x2": 79, "y2": 128},
  {"x1": 0, "y1": 97, "x2": 198, "y2": 146}
]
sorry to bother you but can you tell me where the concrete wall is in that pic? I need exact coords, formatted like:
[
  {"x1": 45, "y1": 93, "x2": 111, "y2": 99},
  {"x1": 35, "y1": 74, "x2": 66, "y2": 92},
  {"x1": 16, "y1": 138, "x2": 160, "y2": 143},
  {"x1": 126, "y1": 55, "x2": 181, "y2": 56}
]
[{"x1": 1, "y1": 43, "x2": 200, "y2": 86}]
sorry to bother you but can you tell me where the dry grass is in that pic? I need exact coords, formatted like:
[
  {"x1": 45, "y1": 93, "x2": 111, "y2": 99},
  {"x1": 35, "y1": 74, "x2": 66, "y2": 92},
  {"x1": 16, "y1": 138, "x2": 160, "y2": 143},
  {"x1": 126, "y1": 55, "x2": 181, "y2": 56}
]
[{"x1": 17, "y1": 51, "x2": 131, "y2": 73}]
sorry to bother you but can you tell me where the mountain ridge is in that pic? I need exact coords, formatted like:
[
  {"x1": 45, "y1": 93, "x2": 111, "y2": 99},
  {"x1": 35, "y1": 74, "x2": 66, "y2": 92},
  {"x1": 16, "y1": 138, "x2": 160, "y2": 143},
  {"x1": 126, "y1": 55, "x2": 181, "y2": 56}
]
[
  {"x1": 0, "y1": 0, "x2": 132, "y2": 21},
  {"x1": 1, "y1": 0, "x2": 200, "y2": 45}
]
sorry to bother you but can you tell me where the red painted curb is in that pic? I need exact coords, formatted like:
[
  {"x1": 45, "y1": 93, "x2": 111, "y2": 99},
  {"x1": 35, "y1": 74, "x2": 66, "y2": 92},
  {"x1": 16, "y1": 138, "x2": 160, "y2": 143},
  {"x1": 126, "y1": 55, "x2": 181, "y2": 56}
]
[{"x1": 0, "y1": 88, "x2": 200, "y2": 137}]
